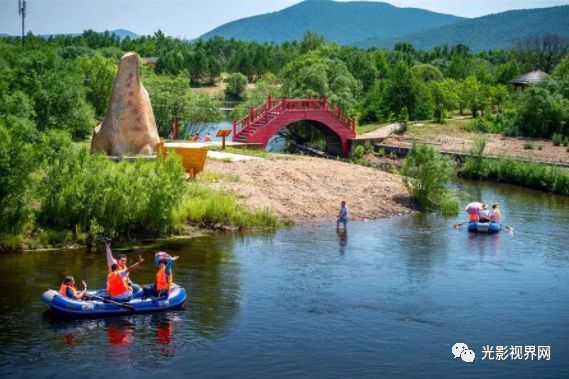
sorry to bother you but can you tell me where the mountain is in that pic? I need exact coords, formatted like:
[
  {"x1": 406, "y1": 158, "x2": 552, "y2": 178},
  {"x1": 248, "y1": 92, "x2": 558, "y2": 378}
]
[
  {"x1": 109, "y1": 29, "x2": 139, "y2": 40},
  {"x1": 200, "y1": 0, "x2": 463, "y2": 45},
  {"x1": 0, "y1": 29, "x2": 139, "y2": 40},
  {"x1": 356, "y1": 5, "x2": 569, "y2": 51}
]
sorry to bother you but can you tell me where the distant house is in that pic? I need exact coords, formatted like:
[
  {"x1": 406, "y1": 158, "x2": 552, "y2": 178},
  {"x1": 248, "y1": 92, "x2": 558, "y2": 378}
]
[
  {"x1": 510, "y1": 69, "x2": 549, "y2": 90},
  {"x1": 141, "y1": 57, "x2": 159, "y2": 68}
]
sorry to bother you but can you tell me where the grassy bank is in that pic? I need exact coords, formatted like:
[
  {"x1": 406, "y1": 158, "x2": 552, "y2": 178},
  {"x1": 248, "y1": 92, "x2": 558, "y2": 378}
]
[
  {"x1": 0, "y1": 130, "x2": 284, "y2": 253},
  {"x1": 459, "y1": 156, "x2": 569, "y2": 195}
]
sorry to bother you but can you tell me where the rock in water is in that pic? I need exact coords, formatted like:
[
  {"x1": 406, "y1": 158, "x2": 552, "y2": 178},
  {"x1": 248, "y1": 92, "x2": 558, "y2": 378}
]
[{"x1": 91, "y1": 52, "x2": 160, "y2": 156}]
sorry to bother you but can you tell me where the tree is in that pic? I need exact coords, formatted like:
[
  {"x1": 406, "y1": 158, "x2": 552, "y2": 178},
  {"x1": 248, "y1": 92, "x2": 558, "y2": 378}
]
[
  {"x1": 281, "y1": 54, "x2": 361, "y2": 112},
  {"x1": 461, "y1": 76, "x2": 487, "y2": 118},
  {"x1": 0, "y1": 118, "x2": 39, "y2": 238},
  {"x1": 513, "y1": 80, "x2": 569, "y2": 138},
  {"x1": 431, "y1": 79, "x2": 459, "y2": 123},
  {"x1": 411, "y1": 64, "x2": 443, "y2": 83},
  {"x1": 300, "y1": 31, "x2": 325, "y2": 54},
  {"x1": 514, "y1": 34, "x2": 569, "y2": 73},
  {"x1": 75, "y1": 54, "x2": 117, "y2": 118},
  {"x1": 553, "y1": 55, "x2": 569, "y2": 79},
  {"x1": 225, "y1": 73, "x2": 248, "y2": 99}
]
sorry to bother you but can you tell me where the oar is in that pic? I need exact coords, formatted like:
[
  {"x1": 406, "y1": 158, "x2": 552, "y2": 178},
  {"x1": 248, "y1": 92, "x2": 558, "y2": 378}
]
[
  {"x1": 503, "y1": 225, "x2": 514, "y2": 232},
  {"x1": 453, "y1": 222, "x2": 470, "y2": 229},
  {"x1": 87, "y1": 293, "x2": 135, "y2": 312}
]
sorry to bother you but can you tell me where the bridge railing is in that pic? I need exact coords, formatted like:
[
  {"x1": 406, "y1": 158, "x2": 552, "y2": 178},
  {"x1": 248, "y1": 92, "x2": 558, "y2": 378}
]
[{"x1": 232, "y1": 96, "x2": 355, "y2": 141}]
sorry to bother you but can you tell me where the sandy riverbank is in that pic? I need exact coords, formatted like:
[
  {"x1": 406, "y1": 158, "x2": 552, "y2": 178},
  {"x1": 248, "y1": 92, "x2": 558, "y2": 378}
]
[{"x1": 202, "y1": 154, "x2": 415, "y2": 224}]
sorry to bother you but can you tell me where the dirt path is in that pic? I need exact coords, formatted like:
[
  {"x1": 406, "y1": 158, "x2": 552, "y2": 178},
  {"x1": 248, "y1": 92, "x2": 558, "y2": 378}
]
[
  {"x1": 203, "y1": 155, "x2": 414, "y2": 224},
  {"x1": 384, "y1": 125, "x2": 569, "y2": 165}
]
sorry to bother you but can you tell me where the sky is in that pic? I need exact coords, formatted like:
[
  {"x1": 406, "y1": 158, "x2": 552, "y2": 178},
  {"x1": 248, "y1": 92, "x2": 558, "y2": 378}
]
[{"x1": 1, "y1": 0, "x2": 568, "y2": 39}]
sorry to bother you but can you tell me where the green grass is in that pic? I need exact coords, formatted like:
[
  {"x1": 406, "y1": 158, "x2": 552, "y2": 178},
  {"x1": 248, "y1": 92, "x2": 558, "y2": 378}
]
[
  {"x1": 439, "y1": 196, "x2": 460, "y2": 216},
  {"x1": 460, "y1": 157, "x2": 569, "y2": 195},
  {"x1": 174, "y1": 183, "x2": 285, "y2": 229},
  {"x1": 356, "y1": 123, "x2": 383, "y2": 134},
  {"x1": 207, "y1": 146, "x2": 269, "y2": 158},
  {"x1": 196, "y1": 171, "x2": 240, "y2": 182}
]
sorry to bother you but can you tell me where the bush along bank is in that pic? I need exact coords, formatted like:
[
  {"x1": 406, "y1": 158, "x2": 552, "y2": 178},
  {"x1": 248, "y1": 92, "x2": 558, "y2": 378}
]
[
  {"x1": 459, "y1": 156, "x2": 569, "y2": 195},
  {"x1": 400, "y1": 144, "x2": 460, "y2": 215},
  {"x1": 0, "y1": 126, "x2": 283, "y2": 253}
]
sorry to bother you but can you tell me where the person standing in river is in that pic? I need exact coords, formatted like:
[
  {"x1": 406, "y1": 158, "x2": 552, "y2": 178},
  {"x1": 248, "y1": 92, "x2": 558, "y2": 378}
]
[{"x1": 337, "y1": 201, "x2": 349, "y2": 230}]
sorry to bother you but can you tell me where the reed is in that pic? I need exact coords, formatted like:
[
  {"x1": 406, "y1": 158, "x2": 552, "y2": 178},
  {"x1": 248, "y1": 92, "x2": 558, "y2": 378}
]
[{"x1": 460, "y1": 157, "x2": 569, "y2": 195}]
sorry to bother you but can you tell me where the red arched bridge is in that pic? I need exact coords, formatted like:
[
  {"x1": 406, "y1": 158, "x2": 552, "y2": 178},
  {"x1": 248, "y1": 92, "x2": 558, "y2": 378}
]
[{"x1": 232, "y1": 96, "x2": 356, "y2": 156}]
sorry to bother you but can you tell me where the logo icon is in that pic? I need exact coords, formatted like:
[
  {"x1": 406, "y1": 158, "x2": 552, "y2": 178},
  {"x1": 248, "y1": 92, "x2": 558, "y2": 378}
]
[{"x1": 452, "y1": 342, "x2": 476, "y2": 363}]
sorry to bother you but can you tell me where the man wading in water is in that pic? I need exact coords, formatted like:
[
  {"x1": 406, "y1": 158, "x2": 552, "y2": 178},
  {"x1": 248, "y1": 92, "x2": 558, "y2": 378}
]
[{"x1": 337, "y1": 200, "x2": 349, "y2": 230}]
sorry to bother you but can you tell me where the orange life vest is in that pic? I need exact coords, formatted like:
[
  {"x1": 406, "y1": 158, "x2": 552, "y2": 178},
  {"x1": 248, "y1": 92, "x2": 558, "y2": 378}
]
[
  {"x1": 59, "y1": 284, "x2": 78, "y2": 299},
  {"x1": 107, "y1": 271, "x2": 129, "y2": 297},
  {"x1": 469, "y1": 213, "x2": 478, "y2": 221},
  {"x1": 155, "y1": 266, "x2": 173, "y2": 291}
]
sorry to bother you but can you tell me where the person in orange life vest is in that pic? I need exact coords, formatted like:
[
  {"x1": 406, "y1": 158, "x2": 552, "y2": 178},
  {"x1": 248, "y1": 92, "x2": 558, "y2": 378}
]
[
  {"x1": 105, "y1": 239, "x2": 142, "y2": 296},
  {"x1": 59, "y1": 276, "x2": 88, "y2": 300},
  {"x1": 143, "y1": 254, "x2": 179, "y2": 298},
  {"x1": 107, "y1": 256, "x2": 144, "y2": 302},
  {"x1": 203, "y1": 133, "x2": 212, "y2": 142},
  {"x1": 468, "y1": 210, "x2": 479, "y2": 222}
]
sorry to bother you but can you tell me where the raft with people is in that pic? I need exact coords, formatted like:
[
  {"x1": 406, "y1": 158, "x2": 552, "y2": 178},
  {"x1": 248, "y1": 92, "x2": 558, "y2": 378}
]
[
  {"x1": 42, "y1": 284, "x2": 187, "y2": 318},
  {"x1": 455, "y1": 201, "x2": 510, "y2": 234},
  {"x1": 42, "y1": 239, "x2": 187, "y2": 318}
]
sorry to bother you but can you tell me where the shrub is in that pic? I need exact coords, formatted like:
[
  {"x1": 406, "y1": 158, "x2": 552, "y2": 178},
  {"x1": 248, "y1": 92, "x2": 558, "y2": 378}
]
[
  {"x1": 460, "y1": 157, "x2": 569, "y2": 195},
  {"x1": 225, "y1": 73, "x2": 248, "y2": 100},
  {"x1": 37, "y1": 135, "x2": 187, "y2": 239},
  {"x1": 552, "y1": 133, "x2": 564, "y2": 146},
  {"x1": 174, "y1": 183, "x2": 282, "y2": 229},
  {"x1": 523, "y1": 142, "x2": 534, "y2": 149},
  {"x1": 400, "y1": 144, "x2": 455, "y2": 210}
]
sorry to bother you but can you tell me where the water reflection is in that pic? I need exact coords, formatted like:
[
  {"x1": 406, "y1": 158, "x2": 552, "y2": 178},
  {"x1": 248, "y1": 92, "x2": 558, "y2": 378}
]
[{"x1": 336, "y1": 228, "x2": 348, "y2": 252}]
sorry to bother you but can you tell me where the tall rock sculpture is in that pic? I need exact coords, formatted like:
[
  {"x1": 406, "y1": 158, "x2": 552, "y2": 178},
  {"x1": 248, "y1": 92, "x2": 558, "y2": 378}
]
[{"x1": 91, "y1": 52, "x2": 160, "y2": 156}]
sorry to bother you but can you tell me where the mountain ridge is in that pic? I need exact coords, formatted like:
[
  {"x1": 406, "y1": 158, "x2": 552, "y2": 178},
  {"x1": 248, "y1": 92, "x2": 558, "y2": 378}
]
[
  {"x1": 355, "y1": 5, "x2": 569, "y2": 51},
  {"x1": 200, "y1": 0, "x2": 464, "y2": 45}
]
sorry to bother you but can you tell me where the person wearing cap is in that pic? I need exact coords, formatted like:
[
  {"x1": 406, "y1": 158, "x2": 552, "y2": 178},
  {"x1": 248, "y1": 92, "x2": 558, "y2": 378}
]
[{"x1": 59, "y1": 276, "x2": 88, "y2": 300}]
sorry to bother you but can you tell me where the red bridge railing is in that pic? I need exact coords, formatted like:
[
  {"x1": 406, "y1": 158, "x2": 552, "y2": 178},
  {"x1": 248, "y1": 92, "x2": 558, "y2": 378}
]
[{"x1": 232, "y1": 96, "x2": 356, "y2": 141}]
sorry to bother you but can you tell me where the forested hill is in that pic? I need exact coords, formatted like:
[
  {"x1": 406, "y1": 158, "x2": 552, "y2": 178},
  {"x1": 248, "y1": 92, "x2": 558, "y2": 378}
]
[
  {"x1": 355, "y1": 5, "x2": 569, "y2": 51},
  {"x1": 200, "y1": 0, "x2": 463, "y2": 45}
]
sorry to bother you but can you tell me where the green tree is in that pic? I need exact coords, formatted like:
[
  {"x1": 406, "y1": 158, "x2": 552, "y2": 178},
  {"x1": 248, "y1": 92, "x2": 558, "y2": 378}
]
[
  {"x1": 75, "y1": 54, "x2": 117, "y2": 117},
  {"x1": 225, "y1": 73, "x2": 248, "y2": 100},
  {"x1": 0, "y1": 118, "x2": 39, "y2": 239},
  {"x1": 431, "y1": 78, "x2": 459, "y2": 123}
]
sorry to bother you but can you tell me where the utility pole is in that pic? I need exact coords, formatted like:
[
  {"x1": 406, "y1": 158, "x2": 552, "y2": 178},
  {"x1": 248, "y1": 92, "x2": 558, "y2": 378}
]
[{"x1": 18, "y1": 0, "x2": 27, "y2": 45}]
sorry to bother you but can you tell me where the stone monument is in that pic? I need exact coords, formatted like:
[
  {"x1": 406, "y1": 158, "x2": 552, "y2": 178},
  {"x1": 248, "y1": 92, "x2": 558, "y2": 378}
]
[{"x1": 91, "y1": 52, "x2": 160, "y2": 156}]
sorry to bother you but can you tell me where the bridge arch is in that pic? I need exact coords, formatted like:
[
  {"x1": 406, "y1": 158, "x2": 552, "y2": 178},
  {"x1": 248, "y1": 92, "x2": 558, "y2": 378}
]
[{"x1": 232, "y1": 97, "x2": 356, "y2": 156}]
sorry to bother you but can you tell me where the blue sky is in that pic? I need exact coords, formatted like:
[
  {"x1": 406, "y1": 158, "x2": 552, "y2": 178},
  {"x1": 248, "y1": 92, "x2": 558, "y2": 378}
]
[{"x1": 1, "y1": 0, "x2": 568, "y2": 39}]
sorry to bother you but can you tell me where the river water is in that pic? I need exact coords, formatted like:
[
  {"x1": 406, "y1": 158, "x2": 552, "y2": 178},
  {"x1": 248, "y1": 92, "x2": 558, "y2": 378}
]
[{"x1": 1, "y1": 180, "x2": 568, "y2": 378}]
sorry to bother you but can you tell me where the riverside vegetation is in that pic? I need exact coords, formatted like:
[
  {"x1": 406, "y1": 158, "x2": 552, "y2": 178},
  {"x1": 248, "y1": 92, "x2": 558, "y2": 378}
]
[
  {"x1": 0, "y1": 122, "x2": 281, "y2": 252},
  {"x1": 1, "y1": 30, "x2": 568, "y2": 249}
]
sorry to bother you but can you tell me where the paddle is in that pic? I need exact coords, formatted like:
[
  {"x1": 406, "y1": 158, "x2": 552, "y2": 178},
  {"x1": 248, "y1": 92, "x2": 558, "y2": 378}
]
[
  {"x1": 503, "y1": 225, "x2": 514, "y2": 232},
  {"x1": 86, "y1": 293, "x2": 135, "y2": 312},
  {"x1": 452, "y1": 222, "x2": 470, "y2": 229}
]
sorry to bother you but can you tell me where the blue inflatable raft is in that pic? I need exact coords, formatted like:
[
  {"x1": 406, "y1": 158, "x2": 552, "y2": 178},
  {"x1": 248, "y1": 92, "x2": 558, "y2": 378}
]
[
  {"x1": 42, "y1": 284, "x2": 187, "y2": 318},
  {"x1": 467, "y1": 221, "x2": 501, "y2": 234}
]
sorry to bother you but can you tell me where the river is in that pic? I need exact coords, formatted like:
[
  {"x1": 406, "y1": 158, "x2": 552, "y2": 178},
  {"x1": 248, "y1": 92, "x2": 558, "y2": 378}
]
[{"x1": 0, "y1": 180, "x2": 568, "y2": 378}]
